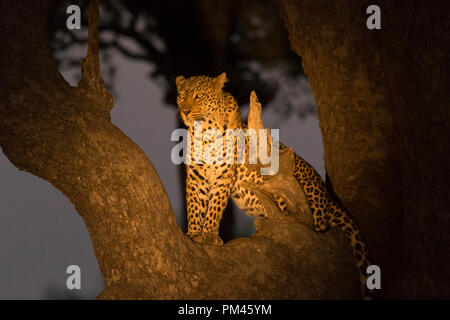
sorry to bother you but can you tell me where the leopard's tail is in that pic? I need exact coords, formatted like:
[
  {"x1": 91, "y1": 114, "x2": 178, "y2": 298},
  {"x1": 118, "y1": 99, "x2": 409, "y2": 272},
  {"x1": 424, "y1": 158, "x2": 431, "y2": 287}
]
[
  {"x1": 291, "y1": 152, "x2": 374, "y2": 299},
  {"x1": 329, "y1": 203, "x2": 373, "y2": 299}
]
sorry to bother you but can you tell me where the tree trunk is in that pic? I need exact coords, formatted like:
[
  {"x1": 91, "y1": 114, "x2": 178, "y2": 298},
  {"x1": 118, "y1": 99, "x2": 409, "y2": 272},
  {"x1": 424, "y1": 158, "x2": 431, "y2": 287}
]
[
  {"x1": 0, "y1": 1, "x2": 362, "y2": 299},
  {"x1": 278, "y1": 0, "x2": 450, "y2": 298}
]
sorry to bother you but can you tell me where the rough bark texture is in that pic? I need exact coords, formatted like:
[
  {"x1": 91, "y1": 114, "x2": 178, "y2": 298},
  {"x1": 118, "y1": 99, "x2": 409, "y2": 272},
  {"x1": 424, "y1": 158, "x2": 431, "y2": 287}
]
[
  {"x1": 0, "y1": 1, "x2": 361, "y2": 299},
  {"x1": 277, "y1": 0, "x2": 450, "y2": 298}
]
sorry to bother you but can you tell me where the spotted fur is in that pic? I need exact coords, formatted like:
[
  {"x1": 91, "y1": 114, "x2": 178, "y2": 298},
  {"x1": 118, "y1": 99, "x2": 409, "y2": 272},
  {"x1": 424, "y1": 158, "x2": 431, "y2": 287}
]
[{"x1": 176, "y1": 73, "x2": 373, "y2": 298}]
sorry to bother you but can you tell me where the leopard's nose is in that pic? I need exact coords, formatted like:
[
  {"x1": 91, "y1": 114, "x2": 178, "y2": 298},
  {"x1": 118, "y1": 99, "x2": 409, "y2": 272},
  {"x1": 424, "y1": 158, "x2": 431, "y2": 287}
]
[{"x1": 180, "y1": 104, "x2": 191, "y2": 114}]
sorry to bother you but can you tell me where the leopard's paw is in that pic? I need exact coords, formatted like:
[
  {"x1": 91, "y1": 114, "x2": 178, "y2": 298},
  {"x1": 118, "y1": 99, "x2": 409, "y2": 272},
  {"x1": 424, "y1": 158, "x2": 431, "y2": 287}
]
[
  {"x1": 187, "y1": 231, "x2": 204, "y2": 243},
  {"x1": 204, "y1": 234, "x2": 223, "y2": 246},
  {"x1": 187, "y1": 232, "x2": 223, "y2": 246}
]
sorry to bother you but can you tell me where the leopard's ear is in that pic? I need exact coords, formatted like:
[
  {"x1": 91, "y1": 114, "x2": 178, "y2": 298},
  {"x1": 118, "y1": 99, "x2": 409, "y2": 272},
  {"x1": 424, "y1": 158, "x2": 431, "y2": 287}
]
[
  {"x1": 176, "y1": 75, "x2": 186, "y2": 88},
  {"x1": 214, "y1": 72, "x2": 228, "y2": 89}
]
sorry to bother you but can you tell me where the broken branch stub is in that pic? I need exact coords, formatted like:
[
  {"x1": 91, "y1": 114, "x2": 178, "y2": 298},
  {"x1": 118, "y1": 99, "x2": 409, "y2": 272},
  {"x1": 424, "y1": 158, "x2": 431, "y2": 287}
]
[
  {"x1": 77, "y1": 0, "x2": 114, "y2": 112},
  {"x1": 248, "y1": 90, "x2": 271, "y2": 151},
  {"x1": 246, "y1": 91, "x2": 313, "y2": 227}
]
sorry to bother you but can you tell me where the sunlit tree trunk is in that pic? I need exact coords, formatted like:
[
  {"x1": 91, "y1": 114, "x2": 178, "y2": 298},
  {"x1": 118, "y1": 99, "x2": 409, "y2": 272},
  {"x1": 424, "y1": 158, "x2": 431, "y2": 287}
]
[{"x1": 278, "y1": 0, "x2": 450, "y2": 298}]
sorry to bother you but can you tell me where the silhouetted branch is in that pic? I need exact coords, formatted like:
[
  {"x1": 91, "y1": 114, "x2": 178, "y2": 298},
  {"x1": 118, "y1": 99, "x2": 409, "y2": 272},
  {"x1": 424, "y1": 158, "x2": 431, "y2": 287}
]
[{"x1": 77, "y1": 0, "x2": 114, "y2": 112}]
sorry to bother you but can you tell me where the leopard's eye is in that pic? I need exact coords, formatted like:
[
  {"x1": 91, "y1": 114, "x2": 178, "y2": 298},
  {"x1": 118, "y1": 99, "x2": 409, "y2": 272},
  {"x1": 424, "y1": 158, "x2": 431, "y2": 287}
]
[
  {"x1": 177, "y1": 92, "x2": 185, "y2": 100},
  {"x1": 194, "y1": 92, "x2": 205, "y2": 99}
]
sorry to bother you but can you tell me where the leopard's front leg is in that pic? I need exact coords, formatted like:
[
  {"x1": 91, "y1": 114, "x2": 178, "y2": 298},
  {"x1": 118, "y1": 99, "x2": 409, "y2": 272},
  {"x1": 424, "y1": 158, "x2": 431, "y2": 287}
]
[
  {"x1": 185, "y1": 165, "x2": 209, "y2": 242},
  {"x1": 230, "y1": 165, "x2": 268, "y2": 217},
  {"x1": 231, "y1": 182, "x2": 268, "y2": 217},
  {"x1": 200, "y1": 167, "x2": 236, "y2": 246}
]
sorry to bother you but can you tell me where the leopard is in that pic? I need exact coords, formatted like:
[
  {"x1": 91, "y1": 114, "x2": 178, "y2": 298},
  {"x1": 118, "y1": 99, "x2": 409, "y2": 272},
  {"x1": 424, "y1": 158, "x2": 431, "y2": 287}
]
[{"x1": 176, "y1": 72, "x2": 373, "y2": 299}]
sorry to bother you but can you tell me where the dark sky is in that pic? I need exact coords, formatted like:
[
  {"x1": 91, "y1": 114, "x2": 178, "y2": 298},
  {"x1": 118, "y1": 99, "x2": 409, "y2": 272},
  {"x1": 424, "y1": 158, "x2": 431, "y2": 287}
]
[{"x1": 0, "y1": 48, "x2": 323, "y2": 299}]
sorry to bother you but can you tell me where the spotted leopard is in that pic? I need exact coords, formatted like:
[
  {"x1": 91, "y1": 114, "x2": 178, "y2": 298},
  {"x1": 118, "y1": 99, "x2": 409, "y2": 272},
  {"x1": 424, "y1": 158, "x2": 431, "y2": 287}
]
[{"x1": 176, "y1": 73, "x2": 373, "y2": 298}]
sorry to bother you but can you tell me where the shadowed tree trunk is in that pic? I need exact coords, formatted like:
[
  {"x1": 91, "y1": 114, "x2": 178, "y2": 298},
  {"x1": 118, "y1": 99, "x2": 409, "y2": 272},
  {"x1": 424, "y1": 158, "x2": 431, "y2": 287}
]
[
  {"x1": 0, "y1": 1, "x2": 361, "y2": 299},
  {"x1": 277, "y1": 0, "x2": 450, "y2": 298}
]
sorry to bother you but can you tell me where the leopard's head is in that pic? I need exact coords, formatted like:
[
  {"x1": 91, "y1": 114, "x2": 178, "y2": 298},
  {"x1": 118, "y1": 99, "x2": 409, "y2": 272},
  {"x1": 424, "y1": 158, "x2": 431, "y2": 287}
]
[{"x1": 175, "y1": 73, "x2": 228, "y2": 127}]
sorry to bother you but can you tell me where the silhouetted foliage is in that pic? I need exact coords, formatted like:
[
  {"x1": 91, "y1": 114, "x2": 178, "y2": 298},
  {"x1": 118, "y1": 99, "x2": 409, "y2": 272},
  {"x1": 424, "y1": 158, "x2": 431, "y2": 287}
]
[{"x1": 48, "y1": 0, "x2": 315, "y2": 118}]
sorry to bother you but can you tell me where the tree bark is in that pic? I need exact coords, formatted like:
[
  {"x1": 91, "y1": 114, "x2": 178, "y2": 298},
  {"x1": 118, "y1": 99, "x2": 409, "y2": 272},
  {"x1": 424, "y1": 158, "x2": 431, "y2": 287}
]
[
  {"x1": 0, "y1": 1, "x2": 361, "y2": 299},
  {"x1": 277, "y1": 0, "x2": 450, "y2": 298}
]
